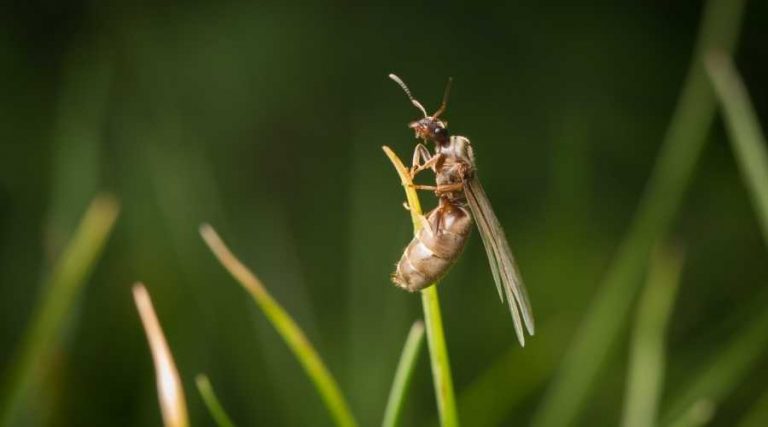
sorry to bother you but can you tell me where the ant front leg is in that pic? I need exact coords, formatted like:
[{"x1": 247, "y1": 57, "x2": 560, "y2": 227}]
[
  {"x1": 409, "y1": 144, "x2": 440, "y2": 179},
  {"x1": 410, "y1": 143, "x2": 431, "y2": 171}
]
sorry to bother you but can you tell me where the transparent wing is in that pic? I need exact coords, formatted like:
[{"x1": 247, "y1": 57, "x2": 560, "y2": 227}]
[{"x1": 464, "y1": 175, "x2": 535, "y2": 346}]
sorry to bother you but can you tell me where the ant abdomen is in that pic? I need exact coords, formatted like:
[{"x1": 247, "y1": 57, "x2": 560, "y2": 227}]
[{"x1": 392, "y1": 203, "x2": 473, "y2": 291}]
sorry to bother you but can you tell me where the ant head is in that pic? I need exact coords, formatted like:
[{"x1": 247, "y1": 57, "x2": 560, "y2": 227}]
[
  {"x1": 389, "y1": 74, "x2": 452, "y2": 145},
  {"x1": 409, "y1": 117, "x2": 448, "y2": 144}
]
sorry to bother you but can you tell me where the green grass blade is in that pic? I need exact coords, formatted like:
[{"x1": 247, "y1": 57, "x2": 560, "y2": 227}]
[
  {"x1": 660, "y1": 304, "x2": 768, "y2": 426},
  {"x1": 531, "y1": 0, "x2": 746, "y2": 425},
  {"x1": 421, "y1": 288, "x2": 459, "y2": 427},
  {"x1": 382, "y1": 321, "x2": 426, "y2": 427},
  {"x1": 0, "y1": 194, "x2": 120, "y2": 425},
  {"x1": 383, "y1": 146, "x2": 459, "y2": 427},
  {"x1": 196, "y1": 374, "x2": 236, "y2": 427},
  {"x1": 200, "y1": 224, "x2": 358, "y2": 427},
  {"x1": 133, "y1": 283, "x2": 189, "y2": 427},
  {"x1": 705, "y1": 51, "x2": 768, "y2": 244},
  {"x1": 621, "y1": 245, "x2": 684, "y2": 427}
]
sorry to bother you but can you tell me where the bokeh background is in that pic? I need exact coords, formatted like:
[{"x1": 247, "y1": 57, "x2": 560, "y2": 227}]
[{"x1": 1, "y1": 0, "x2": 767, "y2": 426}]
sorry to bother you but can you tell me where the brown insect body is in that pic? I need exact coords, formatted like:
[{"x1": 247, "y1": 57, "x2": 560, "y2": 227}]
[
  {"x1": 392, "y1": 199, "x2": 472, "y2": 291},
  {"x1": 392, "y1": 135, "x2": 476, "y2": 291},
  {"x1": 388, "y1": 74, "x2": 535, "y2": 346}
]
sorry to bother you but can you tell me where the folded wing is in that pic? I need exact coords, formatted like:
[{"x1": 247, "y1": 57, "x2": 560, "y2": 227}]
[{"x1": 464, "y1": 176, "x2": 535, "y2": 346}]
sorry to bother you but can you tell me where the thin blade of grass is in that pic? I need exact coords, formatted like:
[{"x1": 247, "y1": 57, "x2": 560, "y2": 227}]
[
  {"x1": 382, "y1": 320, "x2": 426, "y2": 427},
  {"x1": 382, "y1": 146, "x2": 459, "y2": 427},
  {"x1": 705, "y1": 51, "x2": 768, "y2": 244},
  {"x1": 196, "y1": 374, "x2": 236, "y2": 427},
  {"x1": 199, "y1": 224, "x2": 358, "y2": 427},
  {"x1": 420, "y1": 289, "x2": 458, "y2": 427},
  {"x1": 660, "y1": 302, "x2": 768, "y2": 426},
  {"x1": 133, "y1": 283, "x2": 189, "y2": 427},
  {"x1": 531, "y1": 0, "x2": 746, "y2": 425},
  {"x1": 621, "y1": 245, "x2": 684, "y2": 427},
  {"x1": 0, "y1": 194, "x2": 120, "y2": 424}
]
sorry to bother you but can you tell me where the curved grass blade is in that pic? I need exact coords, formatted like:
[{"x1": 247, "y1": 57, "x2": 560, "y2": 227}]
[
  {"x1": 382, "y1": 321, "x2": 426, "y2": 427},
  {"x1": 133, "y1": 283, "x2": 189, "y2": 427},
  {"x1": 621, "y1": 245, "x2": 684, "y2": 427},
  {"x1": 705, "y1": 51, "x2": 768, "y2": 245},
  {"x1": 531, "y1": 0, "x2": 747, "y2": 425},
  {"x1": 0, "y1": 194, "x2": 119, "y2": 424},
  {"x1": 383, "y1": 146, "x2": 459, "y2": 427},
  {"x1": 199, "y1": 224, "x2": 358, "y2": 427},
  {"x1": 196, "y1": 374, "x2": 236, "y2": 427}
]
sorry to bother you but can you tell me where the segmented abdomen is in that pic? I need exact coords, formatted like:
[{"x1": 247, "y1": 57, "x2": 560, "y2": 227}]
[{"x1": 392, "y1": 202, "x2": 473, "y2": 291}]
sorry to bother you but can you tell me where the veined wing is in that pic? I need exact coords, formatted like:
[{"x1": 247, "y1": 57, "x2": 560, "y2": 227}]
[{"x1": 464, "y1": 175, "x2": 535, "y2": 346}]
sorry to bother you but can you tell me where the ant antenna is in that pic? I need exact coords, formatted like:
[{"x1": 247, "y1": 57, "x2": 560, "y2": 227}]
[
  {"x1": 389, "y1": 74, "x2": 428, "y2": 118},
  {"x1": 432, "y1": 77, "x2": 452, "y2": 118}
]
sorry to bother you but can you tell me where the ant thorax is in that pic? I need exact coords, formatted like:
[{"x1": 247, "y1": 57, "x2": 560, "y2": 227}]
[
  {"x1": 437, "y1": 136, "x2": 474, "y2": 168},
  {"x1": 436, "y1": 136, "x2": 475, "y2": 186}
]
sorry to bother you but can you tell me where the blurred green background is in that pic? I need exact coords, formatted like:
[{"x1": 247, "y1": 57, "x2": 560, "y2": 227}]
[{"x1": 1, "y1": 0, "x2": 768, "y2": 426}]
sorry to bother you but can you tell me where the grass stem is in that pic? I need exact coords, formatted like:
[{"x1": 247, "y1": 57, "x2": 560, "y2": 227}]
[
  {"x1": 382, "y1": 321, "x2": 426, "y2": 427},
  {"x1": 621, "y1": 245, "x2": 684, "y2": 427},
  {"x1": 705, "y1": 51, "x2": 768, "y2": 245},
  {"x1": 0, "y1": 194, "x2": 119, "y2": 425},
  {"x1": 382, "y1": 146, "x2": 459, "y2": 427},
  {"x1": 196, "y1": 374, "x2": 236, "y2": 427},
  {"x1": 133, "y1": 283, "x2": 189, "y2": 427},
  {"x1": 200, "y1": 224, "x2": 358, "y2": 427}
]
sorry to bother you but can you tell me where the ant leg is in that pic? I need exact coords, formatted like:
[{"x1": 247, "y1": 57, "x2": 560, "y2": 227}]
[
  {"x1": 435, "y1": 183, "x2": 464, "y2": 194},
  {"x1": 409, "y1": 145, "x2": 440, "y2": 178},
  {"x1": 411, "y1": 143, "x2": 428, "y2": 166},
  {"x1": 410, "y1": 143, "x2": 431, "y2": 169},
  {"x1": 407, "y1": 183, "x2": 464, "y2": 193},
  {"x1": 409, "y1": 156, "x2": 440, "y2": 179},
  {"x1": 408, "y1": 184, "x2": 439, "y2": 191}
]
